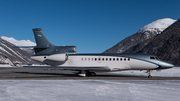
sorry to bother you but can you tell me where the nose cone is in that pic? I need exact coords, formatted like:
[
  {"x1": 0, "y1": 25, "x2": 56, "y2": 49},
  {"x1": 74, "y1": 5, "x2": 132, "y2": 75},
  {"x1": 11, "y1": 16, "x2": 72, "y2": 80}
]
[{"x1": 158, "y1": 61, "x2": 174, "y2": 69}]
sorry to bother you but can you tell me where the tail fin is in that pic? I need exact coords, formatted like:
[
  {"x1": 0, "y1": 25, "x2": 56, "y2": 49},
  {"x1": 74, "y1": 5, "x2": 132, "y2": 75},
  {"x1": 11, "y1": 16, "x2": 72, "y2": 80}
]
[
  {"x1": 32, "y1": 28, "x2": 54, "y2": 48},
  {"x1": 32, "y1": 28, "x2": 77, "y2": 55},
  {"x1": 32, "y1": 28, "x2": 55, "y2": 55}
]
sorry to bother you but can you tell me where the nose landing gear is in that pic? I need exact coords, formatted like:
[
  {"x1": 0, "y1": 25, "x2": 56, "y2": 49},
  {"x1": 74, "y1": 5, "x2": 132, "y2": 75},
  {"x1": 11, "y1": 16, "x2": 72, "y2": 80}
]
[{"x1": 147, "y1": 70, "x2": 152, "y2": 78}]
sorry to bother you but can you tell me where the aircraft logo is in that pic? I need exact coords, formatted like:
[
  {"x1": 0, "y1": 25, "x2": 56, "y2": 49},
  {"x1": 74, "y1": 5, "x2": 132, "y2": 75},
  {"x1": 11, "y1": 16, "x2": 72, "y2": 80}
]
[{"x1": 38, "y1": 34, "x2": 42, "y2": 37}]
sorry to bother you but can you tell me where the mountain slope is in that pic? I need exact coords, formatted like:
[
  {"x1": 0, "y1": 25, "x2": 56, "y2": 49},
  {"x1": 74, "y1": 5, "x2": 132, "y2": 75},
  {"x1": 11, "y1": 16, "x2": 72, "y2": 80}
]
[
  {"x1": 1, "y1": 36, "x2": 36, "y2": 46},
  {"x1": 104, "y1": 18, "x2": 176, "y2": 53},
  {"x1": 1, "y1": 36, "x2": 36, "y2": 54},
  {"x1": 125, "y1": 19, "x2": 180, "y2": 66},
  {"x1": 0, "y1": 37, "x2": 39, "y2": 65}
]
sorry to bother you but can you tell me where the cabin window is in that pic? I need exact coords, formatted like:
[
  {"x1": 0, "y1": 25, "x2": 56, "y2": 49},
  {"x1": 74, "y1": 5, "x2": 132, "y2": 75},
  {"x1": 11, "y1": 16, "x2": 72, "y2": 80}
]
[
  {"x1": 120, "y1": 58, "x2": 122, "y2": 61},
  {"x1": 128, "y1": 58, "x2": 130, "y2": 61},
  {"x1": 113, "y1": 58, "x2": 115, "y2": 61},
  {"x1": 109, "y1": 58, "x2": 112, "y2": 61},
  {"x1": 92, "y1": 58, "x2": 94, "y2": 61},
  {"x1": 106, "y1": 58, "x2": 108, "y2": 61},
  {"x1": 85, "y1": 58, "x2": 87, "y2": 61},
  {"x1": 95, "y1": 58, "x2": 97, "y2": 61},
  {"x1": 98, "y1": 58, "x2": 101, "y2": 61},
  {"x1": 155, "y1": 57, "x2": 159, "y2": 60},
  {"x1": 102, "y1": 58, "x2": 104, "y2": 61},
  {"x1": 124, "y1": 58, "x2": 126, "y2": 61},
  {"x1": 81, "y1": 58, "x2": 83, "y2": 61},
  {"x1": 117, "y1": 58, "x2": 119, "y2": 61},
  {"x1": 88, "y1": 58, "x2": 90, "y2": 61}
]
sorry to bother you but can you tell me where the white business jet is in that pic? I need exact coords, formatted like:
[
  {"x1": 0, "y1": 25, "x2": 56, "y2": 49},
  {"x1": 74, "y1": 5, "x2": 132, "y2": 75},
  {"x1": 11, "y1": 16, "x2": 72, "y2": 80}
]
[{"x1": 25, "y1": 28, "x2": 174, "y2": 77}]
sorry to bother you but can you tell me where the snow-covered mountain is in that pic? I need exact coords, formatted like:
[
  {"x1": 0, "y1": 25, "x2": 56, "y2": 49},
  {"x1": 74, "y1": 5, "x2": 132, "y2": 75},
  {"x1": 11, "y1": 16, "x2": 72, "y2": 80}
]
[
  {"x1": 139, "y1": 18, "x2": 176, "y2": 33},
  {"x1": 125, "y1": 18, "x2": 180, "y2": 66},
  {"x1": 0, "y1": 37, "x2": 39, "y2": 65},
  {"x1": 104, "y1": 18, "x2": 176, "y2": 53},
  {"x1": 1, "y1": 36, "x2": 36, "y2": 46},
  {"x1": 1, "y1": 36, "x2": 36, "y2": 54}
]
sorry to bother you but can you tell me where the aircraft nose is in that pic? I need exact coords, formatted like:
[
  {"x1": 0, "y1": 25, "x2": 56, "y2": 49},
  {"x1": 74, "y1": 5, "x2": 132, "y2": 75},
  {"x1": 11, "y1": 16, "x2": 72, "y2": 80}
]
[{"x1": 158, "y1": 61, "x2": 174, "y2": 69}]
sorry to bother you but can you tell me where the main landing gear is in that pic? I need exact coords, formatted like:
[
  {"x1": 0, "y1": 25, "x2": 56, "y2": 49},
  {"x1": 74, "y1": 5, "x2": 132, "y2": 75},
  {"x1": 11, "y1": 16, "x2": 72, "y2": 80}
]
[
  {"x1": 77, "y1": 70, "x2": 96, "y2": 77},
  {"x1": 147, "y1": 70, "x2": 152, "y2": 78}
]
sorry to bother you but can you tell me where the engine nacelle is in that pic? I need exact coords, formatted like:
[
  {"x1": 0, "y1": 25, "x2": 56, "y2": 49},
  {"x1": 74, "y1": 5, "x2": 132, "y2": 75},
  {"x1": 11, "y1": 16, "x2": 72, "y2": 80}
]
[
  {"x1": 31, "y1": 54, "x2": 68, "y2": 63},
  {"x1": 46, "y1": 54, "x2": 68, "y2": 62}
]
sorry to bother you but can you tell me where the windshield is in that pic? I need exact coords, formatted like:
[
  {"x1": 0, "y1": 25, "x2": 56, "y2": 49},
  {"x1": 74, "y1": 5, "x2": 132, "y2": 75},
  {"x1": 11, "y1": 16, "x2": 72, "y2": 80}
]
[
  {"x1": 150, "y1": 56, "x2": 159, "y2": 60},
  {"x1": 155, "y1": 57, "x2": 159, "y2": 60}
]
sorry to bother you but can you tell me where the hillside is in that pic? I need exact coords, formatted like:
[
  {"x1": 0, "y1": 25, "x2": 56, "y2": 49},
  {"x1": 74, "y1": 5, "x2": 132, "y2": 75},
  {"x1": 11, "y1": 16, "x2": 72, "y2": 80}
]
[
  {"x1": 125, "y1": 19, "x2": 180, "y2": 66},
  {"x1": 104, "y1": 18, "x2": 176, "y2": 53},
  {"x1": 0, "y1": 37, "x2": 39, "y2": 65}
]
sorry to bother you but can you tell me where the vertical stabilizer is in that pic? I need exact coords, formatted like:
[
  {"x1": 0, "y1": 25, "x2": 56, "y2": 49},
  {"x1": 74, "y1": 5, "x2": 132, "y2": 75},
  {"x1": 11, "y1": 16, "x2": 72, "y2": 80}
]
[
  {"x1": 32, "y1": 28, "x2": 54, "y2": 48},
  {"x1": 32, "y1": 28, "x2": 76, "y2": 55}
]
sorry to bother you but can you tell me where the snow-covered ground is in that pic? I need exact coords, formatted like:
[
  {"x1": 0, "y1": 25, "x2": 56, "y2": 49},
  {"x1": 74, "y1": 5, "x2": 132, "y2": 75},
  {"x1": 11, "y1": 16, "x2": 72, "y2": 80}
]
[
  {"x1": 111, "y1": 67, "x2": 180, "y2": 77},
  {"x1": 0, "y1": 80, "x2": 179, "y2": 101},
  {"x1": 0, "y1": 67, "x2": 179, "y2": 101},
  {"x1": 0, "y1": 64, "x2": 13, "y2": 67},
  {"x1": 0, "y1": 64, "x2": 180, "y2": 77}
]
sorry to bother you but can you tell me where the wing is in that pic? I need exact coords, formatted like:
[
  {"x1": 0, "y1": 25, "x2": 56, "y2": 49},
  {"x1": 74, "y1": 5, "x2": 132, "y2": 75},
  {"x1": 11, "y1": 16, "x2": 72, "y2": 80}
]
[{"x1": 23, "y1": 66, "x2": 111, "y2": 72}]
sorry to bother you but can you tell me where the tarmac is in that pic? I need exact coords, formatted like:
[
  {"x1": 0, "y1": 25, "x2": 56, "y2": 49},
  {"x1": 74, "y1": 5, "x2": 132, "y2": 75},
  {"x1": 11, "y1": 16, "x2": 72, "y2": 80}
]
[{"x1": 0, "y1": 67, "x2": 180, "y2": 80}]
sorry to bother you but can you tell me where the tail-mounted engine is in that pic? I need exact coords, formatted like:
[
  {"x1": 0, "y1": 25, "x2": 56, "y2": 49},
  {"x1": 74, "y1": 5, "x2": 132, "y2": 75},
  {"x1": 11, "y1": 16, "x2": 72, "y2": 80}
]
[
  {"x1": 31, "y1": 54, "x2": 68, "y2": 65},
  {"x1": 45, "y1": 54, "x2": 68, "y2": 62}
]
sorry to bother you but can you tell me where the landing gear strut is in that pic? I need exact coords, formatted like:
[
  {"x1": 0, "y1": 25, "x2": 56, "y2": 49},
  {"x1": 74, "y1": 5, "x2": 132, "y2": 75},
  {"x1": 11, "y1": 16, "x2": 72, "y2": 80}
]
[{"x1": 147, "y1": 70, "x2": 152, "y2": 78}]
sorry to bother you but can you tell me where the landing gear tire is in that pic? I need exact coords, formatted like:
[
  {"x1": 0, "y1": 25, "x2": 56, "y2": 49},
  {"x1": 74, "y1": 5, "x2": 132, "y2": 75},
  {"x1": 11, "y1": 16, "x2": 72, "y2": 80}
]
[
  {"x1": 91, "y1": 72, "x2": 96, "y2": 76},
  {"x1": 86, "y1": 71, "x2": 96, "y2": 76},
  {"x1": 77, "y1": 71, "x2": 96, "y2": 77},
  {"x1": 77, "y1": 70, "x2": 86, "y2": 77},
  {"x1": 148, "y1": 75, "x2": 152, "y2": 78}
]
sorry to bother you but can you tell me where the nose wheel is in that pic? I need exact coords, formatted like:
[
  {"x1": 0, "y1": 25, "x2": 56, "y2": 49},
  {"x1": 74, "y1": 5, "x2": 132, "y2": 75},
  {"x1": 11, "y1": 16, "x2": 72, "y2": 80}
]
[{"x1": 147, "y1": 70, "x2": 152, "y2": 78}]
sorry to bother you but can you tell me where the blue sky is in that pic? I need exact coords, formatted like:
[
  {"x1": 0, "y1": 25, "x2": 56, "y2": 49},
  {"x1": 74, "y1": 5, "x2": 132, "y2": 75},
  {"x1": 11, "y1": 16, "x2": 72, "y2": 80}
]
[{"x1": 0, "y1": 0, "x2": 179, "y2": 53}]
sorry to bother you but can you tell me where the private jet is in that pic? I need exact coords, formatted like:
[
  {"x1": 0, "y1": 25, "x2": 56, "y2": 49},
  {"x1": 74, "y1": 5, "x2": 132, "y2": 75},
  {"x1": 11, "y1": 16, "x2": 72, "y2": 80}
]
[{"x1": 25, "y1": 28, "x2": 174, "y2": 77}]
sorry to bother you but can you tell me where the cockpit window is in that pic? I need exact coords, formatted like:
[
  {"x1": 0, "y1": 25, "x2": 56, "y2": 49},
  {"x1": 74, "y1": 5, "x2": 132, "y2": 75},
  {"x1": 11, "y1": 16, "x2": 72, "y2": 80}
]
[
  {"x1": 155, "y1": 57, "x2": 159, "y2": 60},
  {"x1": 150, "y1": 57, "x2": 155, "y2": 59},
  {"x1": 150, "y1": 56, "x2": 159, "y2": 60}
]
